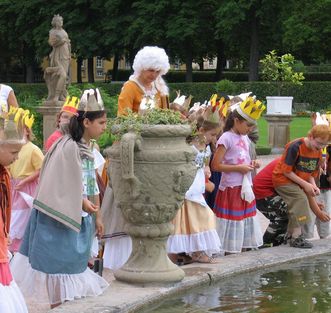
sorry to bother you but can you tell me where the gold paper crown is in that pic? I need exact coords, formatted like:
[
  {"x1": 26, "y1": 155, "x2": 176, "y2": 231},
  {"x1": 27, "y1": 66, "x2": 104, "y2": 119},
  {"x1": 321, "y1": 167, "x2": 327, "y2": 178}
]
[
  {"x1": 0, "y1": 107, "x2": 27, "y2": 144},
  {"x1": 62, "y1": 96, "x2": 79, "y2": 115},
  {"x1": 236, "y1": 97, "x2": 265, "y2": 124},
  {"x1": 210, "y1": 94, "x2": 231, "y2": 118},
  {"x1": 78, "y1": 88, "x2": 104, "y2": 112},
  {"x1": 9, "y1": 107, "x2": 34, "y2": 129}
]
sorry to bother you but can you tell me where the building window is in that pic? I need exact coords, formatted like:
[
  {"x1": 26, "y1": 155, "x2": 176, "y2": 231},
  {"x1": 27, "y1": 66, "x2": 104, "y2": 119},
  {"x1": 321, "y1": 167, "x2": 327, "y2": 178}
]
[
  {"x1": 125, "y1": 59, "x2": 131, "y2": 69},
  {"x1": 96, "y1": 70, "x2": 104, "y2": 77},
  {"x1": 174, "y1": 59, "x2": 181, "y2": 70},
  {"x1": 96, "y1": 57, "x2": 103, "y2": 68}
]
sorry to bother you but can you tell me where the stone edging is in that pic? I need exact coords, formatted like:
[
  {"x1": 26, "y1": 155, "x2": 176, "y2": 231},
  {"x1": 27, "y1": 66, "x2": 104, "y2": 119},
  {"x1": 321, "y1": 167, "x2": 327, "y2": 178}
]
[{"x1": 51, "y1": 238, "x2": 331, "y2": 313}]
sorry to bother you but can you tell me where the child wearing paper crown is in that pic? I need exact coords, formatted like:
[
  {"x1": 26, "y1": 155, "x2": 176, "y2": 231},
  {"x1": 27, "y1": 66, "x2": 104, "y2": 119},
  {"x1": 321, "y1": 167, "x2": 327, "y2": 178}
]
[
  {"x1": 167, "y1": 104, "x2": 221, "y2": 264},
  {"x1": 0, "y1": 110, "x2": 28, "y2": 312},
  {"x1": 11, "y1": 89, "x2": 108, "y2": 308},
  {"x1": 8, "y1": 108, "x2": 44, "y2": 253},
  {"x1": 211, "y1": 97, "x2": 265, "y2": 254},
  {"x1": 45, "y1": 96, "x2": 79, "y2": 151}
]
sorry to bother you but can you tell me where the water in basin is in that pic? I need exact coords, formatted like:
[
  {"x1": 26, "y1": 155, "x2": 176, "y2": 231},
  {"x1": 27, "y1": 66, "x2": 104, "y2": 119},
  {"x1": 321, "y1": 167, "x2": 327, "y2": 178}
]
[{"x1": 141, "y1": 254, "x2": 331, "y2": 312}]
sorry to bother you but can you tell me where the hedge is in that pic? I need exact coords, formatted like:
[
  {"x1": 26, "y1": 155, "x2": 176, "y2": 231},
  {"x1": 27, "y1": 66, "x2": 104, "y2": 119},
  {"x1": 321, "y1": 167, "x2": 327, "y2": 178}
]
[
  {"x1": 107, "y1": 69, "x2": 331, "y2": 83},
  {"x1": 10, "y1": 80, "x2": 331, "y2": 110}
]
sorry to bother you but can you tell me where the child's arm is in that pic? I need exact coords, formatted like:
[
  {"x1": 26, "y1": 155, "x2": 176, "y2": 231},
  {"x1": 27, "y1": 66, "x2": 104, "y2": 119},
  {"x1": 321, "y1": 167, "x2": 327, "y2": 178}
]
[
  {"x1": 211, "y1": 144, "x2": 254, "y2": 174},
  {"x1": 204, "y1": 165, "x2": 215, "y2": 193},
  {"x1": 283, "y1": 171, "x2": 319, "y2": 196},
  {"x1": 14, "y1": 169, "x2": 40, "y2": 190},
  {"x1": 94, "y1": 196, "x2": 104, "y2": 238},
  {"x1": 307, "y1": 193, "x2": 331, "y2": 222},
  {"x1": 205, "y1": 179, "x2": 215, "y2": 193}
]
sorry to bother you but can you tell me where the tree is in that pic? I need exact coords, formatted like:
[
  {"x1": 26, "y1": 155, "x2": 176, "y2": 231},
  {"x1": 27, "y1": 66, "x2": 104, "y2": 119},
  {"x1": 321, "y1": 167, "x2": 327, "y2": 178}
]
[
  {"x1": 215, "y1": 0, "x2": 287, "y2": 81},
  {"x1": 0, "y1": 0, "x2": 52, "y2": 82},
  {"x1": 282, "y1": 0, "x2": 331, "y2": 63},
  {"x1": 98, "y1": 0, "x2": 137, "y2": 80},
  {"x1": 165, "y1": 0, "x2": 219, "y2": 82}
]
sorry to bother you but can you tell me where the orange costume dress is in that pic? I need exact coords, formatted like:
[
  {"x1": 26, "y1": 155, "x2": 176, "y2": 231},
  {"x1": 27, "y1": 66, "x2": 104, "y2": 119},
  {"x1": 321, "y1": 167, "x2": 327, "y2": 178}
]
[{"x1": 117, "y1": 80, "x2": 169, "y2": 116}]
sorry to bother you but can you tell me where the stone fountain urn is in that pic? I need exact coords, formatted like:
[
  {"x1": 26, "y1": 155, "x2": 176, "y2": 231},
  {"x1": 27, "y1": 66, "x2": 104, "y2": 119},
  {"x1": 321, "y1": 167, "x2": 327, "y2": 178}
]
[{"x1": 108, "y1": 124, "x2": 196, "y2": 284}]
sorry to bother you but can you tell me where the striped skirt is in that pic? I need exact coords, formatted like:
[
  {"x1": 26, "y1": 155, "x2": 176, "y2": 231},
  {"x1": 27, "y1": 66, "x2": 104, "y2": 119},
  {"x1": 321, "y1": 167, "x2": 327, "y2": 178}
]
[{"x1": 213, "y1": 186, "x2": 263, "y2": 253}]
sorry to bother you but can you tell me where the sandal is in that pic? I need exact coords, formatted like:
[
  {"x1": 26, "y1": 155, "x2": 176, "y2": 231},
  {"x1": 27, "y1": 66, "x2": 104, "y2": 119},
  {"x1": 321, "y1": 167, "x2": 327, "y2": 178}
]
[
  {"x1": 290, "y1": 235, "x2": 313, "y2": 249},
  {"x1": 192, "y1": 251, "x2": 216, "y2": 264}
]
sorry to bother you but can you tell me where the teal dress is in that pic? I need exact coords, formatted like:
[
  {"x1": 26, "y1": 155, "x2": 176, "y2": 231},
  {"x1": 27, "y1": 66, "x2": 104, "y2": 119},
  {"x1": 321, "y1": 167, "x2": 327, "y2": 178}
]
[{"x1": 19, "y1": 154, "x2": 98, "y2": 274}]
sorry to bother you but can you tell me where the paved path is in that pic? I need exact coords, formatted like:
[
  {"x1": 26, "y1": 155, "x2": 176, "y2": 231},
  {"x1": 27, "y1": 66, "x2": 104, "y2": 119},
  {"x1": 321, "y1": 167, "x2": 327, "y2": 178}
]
[{"x1": 29, "y1": 153, "x2": 283, "y2": 313}]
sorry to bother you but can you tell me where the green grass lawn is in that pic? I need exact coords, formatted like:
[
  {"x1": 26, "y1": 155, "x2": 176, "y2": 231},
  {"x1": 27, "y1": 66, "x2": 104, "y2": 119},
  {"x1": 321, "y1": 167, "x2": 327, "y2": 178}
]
[{"x1": 257, "y1": 116, "x2": 312, "y2": 147}]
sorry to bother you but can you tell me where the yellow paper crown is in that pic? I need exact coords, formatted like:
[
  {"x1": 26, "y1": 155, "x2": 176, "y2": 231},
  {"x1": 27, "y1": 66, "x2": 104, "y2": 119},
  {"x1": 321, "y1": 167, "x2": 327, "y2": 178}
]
[
  {"x1": 236, "y1": 97, "x2": 265, "y2": 124},
  {"x1": 9, "y1": 107, "x2": 34, "y2": 129},
  {"x1": 210, "y1": 94, "x2": 230, "y2": 118},
  {"x1": 0, "y1": 107, "x2": 26, "y2": 144},
  {"x1": 62, "y1": 96, "x2": 79, "y2": 115}
]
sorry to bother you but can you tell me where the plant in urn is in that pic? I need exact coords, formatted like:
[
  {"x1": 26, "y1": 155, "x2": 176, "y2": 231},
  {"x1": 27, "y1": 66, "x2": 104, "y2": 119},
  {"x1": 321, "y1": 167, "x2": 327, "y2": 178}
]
[{"x1": 108, "y1": 109, "x2": 196, "y2": 284}]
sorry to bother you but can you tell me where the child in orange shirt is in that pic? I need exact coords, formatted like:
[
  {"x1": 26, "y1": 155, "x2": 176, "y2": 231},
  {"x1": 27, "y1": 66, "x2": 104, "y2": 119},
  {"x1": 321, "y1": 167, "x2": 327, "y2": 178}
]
[{"x1": 272, "y1": 124, "x2": 331, "y2": 248}]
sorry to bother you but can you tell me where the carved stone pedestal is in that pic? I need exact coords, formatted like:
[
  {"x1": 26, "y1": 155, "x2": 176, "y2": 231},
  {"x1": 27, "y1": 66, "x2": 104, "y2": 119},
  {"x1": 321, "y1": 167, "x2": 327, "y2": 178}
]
[
  {"x1": 115, "y1": 225, "x2": 185, "y2": 284},
  {"x1": 264, "y1": 114, "x2": 293, "y2": 154},
  {"x1": 37, "y1": 104, "x2": 62, "y2": 150}
]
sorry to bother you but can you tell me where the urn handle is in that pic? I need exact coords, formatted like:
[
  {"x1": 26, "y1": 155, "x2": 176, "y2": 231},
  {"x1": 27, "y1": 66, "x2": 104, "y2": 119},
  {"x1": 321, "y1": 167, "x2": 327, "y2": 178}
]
[{"x1": 120, "y1": 132, "x2": 142, "y2": 199}]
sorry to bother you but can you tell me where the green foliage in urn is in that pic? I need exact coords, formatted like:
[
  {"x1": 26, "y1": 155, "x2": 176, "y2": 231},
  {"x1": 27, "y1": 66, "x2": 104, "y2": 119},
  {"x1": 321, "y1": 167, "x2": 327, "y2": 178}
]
[
  {"x1": 110, "y1": 108, "x2": 190, "y2": 140},
  {"x1": 259, "y1": 50, "x2": 305, "y2": 96}
]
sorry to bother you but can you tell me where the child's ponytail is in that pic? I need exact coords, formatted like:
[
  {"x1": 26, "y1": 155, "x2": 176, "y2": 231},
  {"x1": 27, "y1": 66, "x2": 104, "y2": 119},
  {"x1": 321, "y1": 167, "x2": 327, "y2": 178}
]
[{"x1": 69, "y1": 110, "x2": 106, "y2": 142}]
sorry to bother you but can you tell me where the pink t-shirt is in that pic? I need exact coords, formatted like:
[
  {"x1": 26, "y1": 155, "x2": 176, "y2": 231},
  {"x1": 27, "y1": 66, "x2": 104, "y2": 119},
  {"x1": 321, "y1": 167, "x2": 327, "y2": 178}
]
[
  {"x1": 216, "y1": 131, "x2": 252, "y2": 190},
  {"x1": 45, "y1": 130, "x2": 62, "y2": 151}
]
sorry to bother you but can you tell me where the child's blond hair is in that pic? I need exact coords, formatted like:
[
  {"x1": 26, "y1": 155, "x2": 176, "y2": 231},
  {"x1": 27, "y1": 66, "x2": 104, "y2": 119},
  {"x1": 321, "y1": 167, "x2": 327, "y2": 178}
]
[{"x1": 308, "y1": 124, "x2": 331, "y2": 141}]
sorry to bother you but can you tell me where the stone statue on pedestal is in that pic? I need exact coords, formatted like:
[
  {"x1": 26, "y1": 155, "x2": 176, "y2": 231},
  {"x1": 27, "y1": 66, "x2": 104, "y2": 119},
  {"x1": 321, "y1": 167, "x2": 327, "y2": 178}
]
[{"x1": 44, "y1": 14, "x2": 71, "y2": 106}]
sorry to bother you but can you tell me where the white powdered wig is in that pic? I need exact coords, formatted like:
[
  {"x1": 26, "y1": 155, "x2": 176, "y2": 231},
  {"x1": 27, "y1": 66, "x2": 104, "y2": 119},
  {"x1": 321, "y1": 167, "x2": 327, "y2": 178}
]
[{"x1": 132, "y1": 46, "x2": 170, "y2": 96}]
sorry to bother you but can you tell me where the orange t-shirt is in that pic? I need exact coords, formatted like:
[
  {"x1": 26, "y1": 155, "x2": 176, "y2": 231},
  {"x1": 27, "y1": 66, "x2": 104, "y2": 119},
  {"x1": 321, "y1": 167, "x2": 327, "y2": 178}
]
[
  {"x1": 272, "y1": 138, "x2": 322, "y2": 188},
  {"x1": 117, "y1": 80, "x2": 168, "y2": 116},
  {"x1": 0, "y1": 165, "x2": 11, "y2": 263}
]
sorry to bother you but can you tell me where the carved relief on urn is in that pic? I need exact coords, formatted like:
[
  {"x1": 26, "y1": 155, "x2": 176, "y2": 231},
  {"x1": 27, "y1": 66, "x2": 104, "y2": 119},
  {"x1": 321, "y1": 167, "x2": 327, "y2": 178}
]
[{"x1": 108, "y1": 124, "x2": 196, "y2": 283}]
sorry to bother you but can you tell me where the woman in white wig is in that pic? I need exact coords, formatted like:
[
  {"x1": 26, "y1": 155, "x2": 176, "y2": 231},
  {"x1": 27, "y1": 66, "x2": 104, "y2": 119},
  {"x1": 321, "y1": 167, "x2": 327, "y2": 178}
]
[{"x1": 117, "y1": 46, "x2": 170, "y2": 116}]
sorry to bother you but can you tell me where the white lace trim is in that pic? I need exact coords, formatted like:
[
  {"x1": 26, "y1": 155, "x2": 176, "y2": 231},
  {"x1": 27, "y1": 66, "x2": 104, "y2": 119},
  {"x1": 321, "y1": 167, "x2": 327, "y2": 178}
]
[
  {"x1": 216, "y1": 215, "x2": 263, "y2": 253},
  {"x1": 11, "y1": 253, "x2": 109, "y2": 305},
  {"x1": 167, "y1": 230, "x2": 221, "y2": 256}
]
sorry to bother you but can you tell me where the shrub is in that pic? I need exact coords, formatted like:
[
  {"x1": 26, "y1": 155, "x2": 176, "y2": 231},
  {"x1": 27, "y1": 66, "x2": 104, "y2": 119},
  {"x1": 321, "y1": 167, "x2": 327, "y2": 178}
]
[
  {"x1": 259, "y1": 50, "x2": 305, "y2": 96},
  {"x1": 215, "y1": 79, "x2": 237, "y2": 95},
  {"x1": 256, "y1": 146, "x2": 272, "y2": 155}
]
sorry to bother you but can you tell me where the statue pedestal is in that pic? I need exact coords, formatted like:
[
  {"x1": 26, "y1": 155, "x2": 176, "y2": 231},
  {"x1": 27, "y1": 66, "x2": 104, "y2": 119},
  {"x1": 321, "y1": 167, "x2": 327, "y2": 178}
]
[
  {"x1": 264, "y1": 114, "x2": 293, "y2": 154},
  {"x1": 43, "y1": 100, "x2": 65, "y2": 107},
  {"x1": 37, "y1": 105, "x2": 62, "y2": 150}
]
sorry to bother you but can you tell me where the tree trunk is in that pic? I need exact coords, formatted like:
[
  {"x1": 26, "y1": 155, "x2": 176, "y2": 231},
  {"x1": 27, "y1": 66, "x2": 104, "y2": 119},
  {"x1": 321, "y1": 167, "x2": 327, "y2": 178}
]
[
  {"x1": 185, "y1": 43, "x2": 193, "y2": 82},
  {"x1": 25, "y1": 64, "x2": 34, "y2": 83},
  {"x1": 112, "y1": 53, "x2": 119, "y2": 81},
  {"x1": 199, "y1": 59, "x2": 204, "y2": 71},
  {"x1": 248, "y1": 6, "x2": 259, "y2": 82},
  {"x1": 88, "y1": 57, "x2": 94, "y2": 83},
  {"x1": 215, "y1": 40, "x2": 226, "y2": 81},
  {"x1": 77, "y1": 56, "x2": 82, "y2": 83}
]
